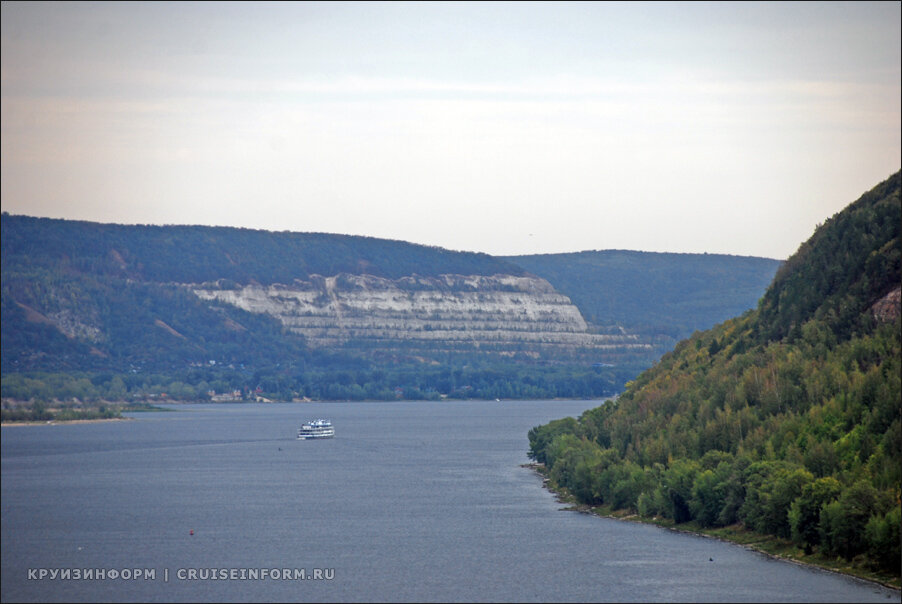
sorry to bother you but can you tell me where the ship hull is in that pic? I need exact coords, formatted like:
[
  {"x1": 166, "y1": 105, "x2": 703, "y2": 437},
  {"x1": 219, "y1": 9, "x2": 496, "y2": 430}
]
[{"x1": 298, "y1": 432, "x2": 334, "y2": 440}]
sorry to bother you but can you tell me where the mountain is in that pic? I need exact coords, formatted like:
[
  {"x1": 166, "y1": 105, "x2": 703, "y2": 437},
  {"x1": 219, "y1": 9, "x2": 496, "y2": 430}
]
[
  {"x1": 1, "y1": 213, "x2": 775, "y2": 404},
  {"x1": 0, "y1": 217, "x2": 645, "y2": 365},
  {"x1": 0, "y1": 215, "x2": 526, "y2": 283},
  {"x1": 527, "y1": 170, "x2": 901, "y2": 576},
  {"x1": 0, "y1": 216, "x2": 647, "y2": 401},
  {"x1": 507, "y1": 250, "x2": 781, "y2": 341}
]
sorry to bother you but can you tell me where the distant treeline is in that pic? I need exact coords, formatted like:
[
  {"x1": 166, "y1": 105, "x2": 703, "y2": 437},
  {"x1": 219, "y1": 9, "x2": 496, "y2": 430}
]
[
  {"x1": 509, "y1": 250, "x2": 781, "y2": 342},
  {"x1": 2, "y1": 359, "x2": 642, "y2": 404},
  {"x1": 1, "y1": 401, "x2": 122, "y2": 422},
  {"x1": 1, "y1": 214, "x2": 524, "y2": 284}
]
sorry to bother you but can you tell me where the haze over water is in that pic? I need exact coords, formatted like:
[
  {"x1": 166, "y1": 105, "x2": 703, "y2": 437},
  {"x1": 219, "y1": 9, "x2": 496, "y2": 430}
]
[{"x1": 2, "y1": 401, "x2": 897, "y2": 602}]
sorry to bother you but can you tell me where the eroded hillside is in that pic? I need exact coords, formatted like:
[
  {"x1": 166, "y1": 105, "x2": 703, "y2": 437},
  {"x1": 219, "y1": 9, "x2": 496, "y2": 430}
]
[{"x1": 193, "y1": 273, "x2": 647, "y2": 354}]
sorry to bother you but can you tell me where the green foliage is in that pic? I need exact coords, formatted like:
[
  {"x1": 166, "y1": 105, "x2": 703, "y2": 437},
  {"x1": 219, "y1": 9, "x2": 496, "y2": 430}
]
[
  {"x1": 2, "y1": 359, "x2": 636, "y2": 406},
  {"x1": 865, "y1": 506, "x2": 901, "y2": 573},
  {"x1": 1, "y1": 399, "x2": 121, "y2": 422},
  {"x1": 819, "y1": 480, "x2": 891, "y2": 560},
  {"x1": 508, "y1": 250, "x2": 780, "y2": 345},
  {"x1": 739, "y1": 462, "x2": 812, "y2": 538},
  {"x1": 3, "y1": 213, "x2": 708, "y2": 398},
  {"x1": 528, "y1": 417, "x2": 579, "y2": 465},
  {"x1": 663, "y1": 458, "x2": 699, "y2": 523},
  {"x1": 691, "y1": 461, "x2": 732, "y2": 527},
  {"x1": 789, "y1": 477, "x2": 842, "y2": 553},
  {"x1": 757, "y1": 172, "x2": 901, "y2": 343},
  {"x1": 529, "y1": 171, "x2": 902, "y2": 575},
  {"x1": 1, "y1": 215, "x2": 524, "y2": 284}
]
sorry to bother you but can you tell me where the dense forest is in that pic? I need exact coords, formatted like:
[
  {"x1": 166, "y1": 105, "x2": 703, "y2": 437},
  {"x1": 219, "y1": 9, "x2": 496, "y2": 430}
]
[
  {"x1": 529, "y1": 171, "x2": 901, "y2": 576},
  {"x1": 1, "y1": 212, "x2": 777, "y2": 407},
  {"x1": 1, "y1": 215, "x2": 525, "y2": 283},
  {"x1": 509, "y1": 250, "x2": 780, "y2": 343}
]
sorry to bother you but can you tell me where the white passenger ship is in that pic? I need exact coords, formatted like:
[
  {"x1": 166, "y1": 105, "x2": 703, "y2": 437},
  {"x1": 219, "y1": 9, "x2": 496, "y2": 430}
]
[{"x1": 297, "y1": 419, "x2": 335, "y2": 440}]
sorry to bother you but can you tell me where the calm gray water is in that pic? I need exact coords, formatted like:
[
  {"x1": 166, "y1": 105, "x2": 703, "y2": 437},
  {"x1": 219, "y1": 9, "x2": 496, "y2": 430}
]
[{"x1": 1, "y1": 401, "x2": 898, "y2": 603}]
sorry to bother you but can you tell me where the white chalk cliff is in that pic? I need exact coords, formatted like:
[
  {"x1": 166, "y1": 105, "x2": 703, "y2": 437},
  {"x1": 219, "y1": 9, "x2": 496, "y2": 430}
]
[{"x1": 193, "y1": 273, "x2": 647, "y2": 355}]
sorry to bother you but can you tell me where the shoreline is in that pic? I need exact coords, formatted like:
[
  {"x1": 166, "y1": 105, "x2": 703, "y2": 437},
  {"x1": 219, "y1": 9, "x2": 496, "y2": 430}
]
[
  {"x1": 522, "y1": 462, "x2": 902, "y2": 593},
  {"x1": 1, "y1": 417, "x2": 131, "y2": 427}
]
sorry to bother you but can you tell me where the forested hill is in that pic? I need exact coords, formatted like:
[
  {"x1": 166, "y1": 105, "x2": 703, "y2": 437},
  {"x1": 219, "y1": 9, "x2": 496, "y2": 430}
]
[
  {"x1": 0, "y1": 215, "x2": 525, "y2": 283},
  {"x1": 0, "y1": 212, "x2": 783, "y2": 404},
  {"x1": 2, "y1": 214, "x2": 657, "y2": 402},
  {"x1": 755, "y1": 172, "x2": 901, "y2": 343},
  {"x1": 507, "y1": 250, "x2": 781, "y2": 339},
  {"x1": 528, "y1": 170, "x2": 901, "y2": 577}
]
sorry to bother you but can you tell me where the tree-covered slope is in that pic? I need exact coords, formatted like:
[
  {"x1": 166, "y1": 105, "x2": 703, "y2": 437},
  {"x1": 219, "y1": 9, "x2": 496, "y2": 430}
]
[
  {"x1": 528, "y1": 171, "x2": 901, "y2": 576},
  {"x1": 0, "y1": 214, "x2": 525, "y2": 284},
  {"x1": 0, "y1": 215, "x2": 526, "y2": 373},
  {"x1": 507, "y1": 250, "x2": 781, "y2": 340},
  {"x1": 756, "y1": 174, "x2": 900, "y2": 342},
  {"x1": 1, "y1": 215, "x2": 647, "y2": 401},
  {"x1": 1, "y1": 214, "x2": 782, "y2": 393}
]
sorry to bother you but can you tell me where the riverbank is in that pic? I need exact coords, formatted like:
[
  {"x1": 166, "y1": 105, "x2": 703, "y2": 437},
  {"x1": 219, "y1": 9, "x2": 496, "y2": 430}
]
[
  {"x1": 523, "y1": 462, "x2": 902, "y2": 592},
  {"x1": 1, "y1": 417, "x2": 131, "y2": 427},
  {"x1": 0, "y1": 399, "x2": 172, "y2": 424}
]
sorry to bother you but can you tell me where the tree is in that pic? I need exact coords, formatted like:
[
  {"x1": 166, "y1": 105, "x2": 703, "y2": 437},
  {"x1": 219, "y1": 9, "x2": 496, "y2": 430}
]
[
  {"x1": 865, "y1": 506, "x2": 901, "y2": 572},
  {"x1": 788, "y1": 477, "x2": 842, "y2": 553},
  {"x1": 819, "y1": 480, "x2": 887, "y2": 559}
]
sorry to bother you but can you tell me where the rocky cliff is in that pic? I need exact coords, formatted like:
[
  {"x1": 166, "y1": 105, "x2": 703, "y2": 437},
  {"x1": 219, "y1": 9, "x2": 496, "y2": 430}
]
[
  {"x1": 871, "y1": 286, "x2": 901, "y2": 323},
  {"x1": 193, "y1": 273, "x2": 647, "y2": 356}
]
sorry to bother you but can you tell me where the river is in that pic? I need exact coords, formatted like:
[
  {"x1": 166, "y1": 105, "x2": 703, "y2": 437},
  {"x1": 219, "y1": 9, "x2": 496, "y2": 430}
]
[{"x1": 1, "y1": 401, "x2": 897, "y2": 602}]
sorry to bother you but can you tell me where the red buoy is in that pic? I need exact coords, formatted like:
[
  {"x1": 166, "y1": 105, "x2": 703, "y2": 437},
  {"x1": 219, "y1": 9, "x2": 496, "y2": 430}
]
[{"x1": 189, "y1": 529, "x2": 194, "y2": 536}]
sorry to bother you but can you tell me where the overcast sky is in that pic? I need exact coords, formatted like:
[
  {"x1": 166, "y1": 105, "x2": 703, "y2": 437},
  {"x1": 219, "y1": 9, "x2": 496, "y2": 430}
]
[{"x1": 2, "y1": 1, "x2": 899, "y2": 259}]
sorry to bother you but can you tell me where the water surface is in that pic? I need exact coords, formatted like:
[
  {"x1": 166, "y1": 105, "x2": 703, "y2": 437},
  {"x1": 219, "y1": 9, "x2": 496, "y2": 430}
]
[{"x1": 2, "y1": 401, "x2": 897, "y2": 602}]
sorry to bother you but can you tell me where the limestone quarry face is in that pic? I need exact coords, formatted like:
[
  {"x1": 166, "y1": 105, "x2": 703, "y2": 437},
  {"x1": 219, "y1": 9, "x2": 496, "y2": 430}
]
[
  {"x1": 870, "y1": 286, "x2": 901, "y2": 323},
  {"x1": 192, "y1": 273, "x2": 647, "y2": 355}
]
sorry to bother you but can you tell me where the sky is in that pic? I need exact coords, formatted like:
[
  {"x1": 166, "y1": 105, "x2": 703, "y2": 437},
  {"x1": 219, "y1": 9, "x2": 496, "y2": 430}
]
[{"x1": 1, "y1": 2, "x2": 900, "y2": 260}]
